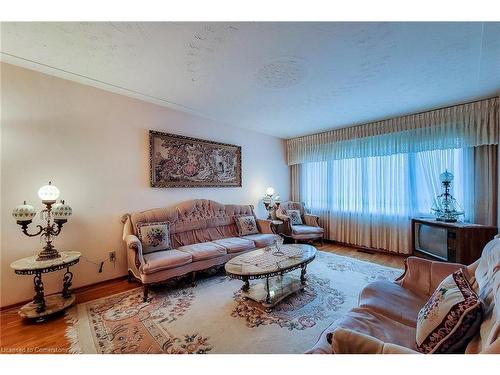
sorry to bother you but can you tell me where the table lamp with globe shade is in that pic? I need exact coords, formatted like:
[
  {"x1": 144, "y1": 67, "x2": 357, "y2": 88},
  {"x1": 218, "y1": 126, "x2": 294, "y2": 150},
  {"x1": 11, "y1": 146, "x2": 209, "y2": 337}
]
[
  {"x1": 12, "y1": 181, "x2": 72, "y2": 261},
  {"x1": 262, "y1": 186, "x2": 281, "y2": 219}
]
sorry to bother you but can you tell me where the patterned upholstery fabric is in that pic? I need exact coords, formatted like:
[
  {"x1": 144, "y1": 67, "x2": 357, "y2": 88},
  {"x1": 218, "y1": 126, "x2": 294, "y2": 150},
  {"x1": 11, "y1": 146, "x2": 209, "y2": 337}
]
[
  {"x1": 137, "y1": 222, "x2": 172, "y2": 254},
  {"x1": 416, "y1": 269, "x2": 483, "y2": 353},
  {"x1": 130, "y1": 199, "x2": 256, "y2": 248},
  {"x1": 235, "y1": 215, "x2": 259, "y2": 236},
  {"x1": 287, "y1": 209, "x2": 303, "y2": 225}
]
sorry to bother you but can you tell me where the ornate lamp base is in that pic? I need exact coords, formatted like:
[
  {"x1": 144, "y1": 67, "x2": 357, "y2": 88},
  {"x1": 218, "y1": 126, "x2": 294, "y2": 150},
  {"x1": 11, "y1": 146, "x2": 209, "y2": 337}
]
[{"x1": 36, "y1": 245, "x2": 61, "y2": 261}]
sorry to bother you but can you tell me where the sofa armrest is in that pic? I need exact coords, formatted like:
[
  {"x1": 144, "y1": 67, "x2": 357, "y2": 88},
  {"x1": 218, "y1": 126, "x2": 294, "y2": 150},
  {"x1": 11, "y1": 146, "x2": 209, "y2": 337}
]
[
  {"x1": 396, "y1": 256, "x2": 467, "y2": 297},
  {"x1": 256, "y1": 219, "x2": 274, "y2": 234},
  {"x1": 125, "y1": 234, "x2": 145, "y2": 266},
  {"x1": 304, "y1": 214, "x2": 320, "y2": 227},
  {"x1": 330, "y1": 328, "x2": 420, "y2": 354}
]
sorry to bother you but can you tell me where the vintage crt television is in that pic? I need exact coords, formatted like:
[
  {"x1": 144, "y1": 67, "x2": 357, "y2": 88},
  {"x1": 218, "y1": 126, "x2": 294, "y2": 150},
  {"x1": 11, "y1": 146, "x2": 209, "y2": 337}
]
[{"x1": 412, "y1": 218, "x2": 497, "y2": 264}]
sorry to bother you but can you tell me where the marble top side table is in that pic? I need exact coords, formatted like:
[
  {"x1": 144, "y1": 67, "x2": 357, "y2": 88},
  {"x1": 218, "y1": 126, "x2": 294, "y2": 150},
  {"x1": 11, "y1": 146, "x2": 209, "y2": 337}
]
[{"x1": 10, "y1": 251, "x2": 81, "y2": 322}]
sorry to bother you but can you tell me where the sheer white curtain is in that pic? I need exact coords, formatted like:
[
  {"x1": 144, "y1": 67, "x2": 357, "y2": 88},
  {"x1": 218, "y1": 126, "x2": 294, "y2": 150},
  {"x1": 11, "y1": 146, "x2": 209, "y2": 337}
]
[{"x1": 300, "y1": 148, "x2": 471, "y2": 254}]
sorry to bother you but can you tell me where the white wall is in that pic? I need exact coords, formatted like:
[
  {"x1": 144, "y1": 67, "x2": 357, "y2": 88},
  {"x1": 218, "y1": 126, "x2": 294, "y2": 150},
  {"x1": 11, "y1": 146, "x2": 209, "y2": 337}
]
[{"x1": 0, "y1": 63, "x2": 290, "y2": 307}]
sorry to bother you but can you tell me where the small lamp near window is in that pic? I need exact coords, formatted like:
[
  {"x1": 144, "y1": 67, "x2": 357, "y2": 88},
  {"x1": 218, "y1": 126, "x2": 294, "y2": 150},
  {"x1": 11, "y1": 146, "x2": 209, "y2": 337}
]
[
  {"x1": 263, "y1": 186, "x2": 280, "y2": 219},
  {"x1": 12, "y1": 181, "x2": 72, "y2": 261},
  {"x1": 431, "y1": 170, "x2": 464, "y2": 222}
]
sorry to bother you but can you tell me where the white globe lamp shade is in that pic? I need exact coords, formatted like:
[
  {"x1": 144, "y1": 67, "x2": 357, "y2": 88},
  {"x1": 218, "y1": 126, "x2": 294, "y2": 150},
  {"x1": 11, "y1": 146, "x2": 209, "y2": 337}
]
[
  {"x1": 266, "y1": 186, "x2": 275, "y2": 196},
  {"x1": 53, "y1": 200, "x2": 72, "y2": 221},
  {"x1": 12, "y1": 201, "x2": 37, "y2": 222},
  {"x1": 38, "y1": 181, "x2": 60, "y2": 203},
  {"x1": 439, "y1": 170, "x2": 454, "y2": 183}
]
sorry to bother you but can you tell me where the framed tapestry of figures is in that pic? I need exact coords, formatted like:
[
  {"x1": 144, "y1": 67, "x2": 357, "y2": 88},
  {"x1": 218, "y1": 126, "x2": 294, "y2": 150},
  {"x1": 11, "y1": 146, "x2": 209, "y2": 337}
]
[{"x1": 149, "y1": 130, "x2": 242, "y2": 188}]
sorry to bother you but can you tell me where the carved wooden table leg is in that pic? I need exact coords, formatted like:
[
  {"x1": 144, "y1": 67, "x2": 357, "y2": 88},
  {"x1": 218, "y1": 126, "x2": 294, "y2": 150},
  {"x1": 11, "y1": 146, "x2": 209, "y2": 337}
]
[
  {"x1": 300, "y1": 264, "x2": 307, "y2": 285},
  {"x1": 62, "y1": 267, "x2": 73, "y2": 299},
  {"x1": 265, "y1": 277, "x2": 271, "y2": 304},
  {"x1": 241, "y1": 276, "x2": 250, "y2": 292},
  {"x1": 33, "y1": 272, "x2": 46, "y2": 313}
]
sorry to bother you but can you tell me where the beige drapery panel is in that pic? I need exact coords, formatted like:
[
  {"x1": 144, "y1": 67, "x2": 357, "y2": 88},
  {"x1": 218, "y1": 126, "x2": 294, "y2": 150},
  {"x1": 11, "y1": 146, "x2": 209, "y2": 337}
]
[
  {"x1": 287, "y1": 97, "x2": 499, "y2": 165},
  {"x1": 290, "y1": 164, "x2": 301, "y2": 202},
  {"x1": 471, "y1": 145, "x2": 498, "y2": 226}
]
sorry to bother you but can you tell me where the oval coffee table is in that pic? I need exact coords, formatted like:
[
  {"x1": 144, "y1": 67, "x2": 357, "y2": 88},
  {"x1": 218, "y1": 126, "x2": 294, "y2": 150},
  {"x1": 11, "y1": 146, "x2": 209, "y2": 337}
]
[{"x1": 225, "y1": 244, "x2": 316, "y2": 311}]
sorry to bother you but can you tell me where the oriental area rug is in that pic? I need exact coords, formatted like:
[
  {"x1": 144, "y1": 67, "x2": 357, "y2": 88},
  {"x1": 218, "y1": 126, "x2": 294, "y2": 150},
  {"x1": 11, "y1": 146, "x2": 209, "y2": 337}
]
[{"x1": 66, "y1": 251, "x2": 403, "y2": 354}]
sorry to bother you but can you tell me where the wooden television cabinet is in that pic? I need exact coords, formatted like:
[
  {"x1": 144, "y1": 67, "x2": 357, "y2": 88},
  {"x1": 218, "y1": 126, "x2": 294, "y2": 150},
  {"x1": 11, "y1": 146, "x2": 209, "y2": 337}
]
[{"x1": 411, "y1": 217, "x2": 497, "y2": 264}]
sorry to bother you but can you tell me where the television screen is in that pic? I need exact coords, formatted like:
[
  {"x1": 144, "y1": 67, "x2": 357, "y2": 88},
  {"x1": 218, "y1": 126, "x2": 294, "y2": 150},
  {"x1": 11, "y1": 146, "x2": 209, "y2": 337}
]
[{"x1": 415, "y1": 223, "x2": 448, "y2": 260}]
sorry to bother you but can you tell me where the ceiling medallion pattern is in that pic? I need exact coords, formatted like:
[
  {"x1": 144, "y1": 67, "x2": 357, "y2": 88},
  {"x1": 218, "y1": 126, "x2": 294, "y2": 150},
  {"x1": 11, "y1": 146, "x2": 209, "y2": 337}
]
[{"x1": 255, "y1": 58, "x2": 308, "y2": 89}]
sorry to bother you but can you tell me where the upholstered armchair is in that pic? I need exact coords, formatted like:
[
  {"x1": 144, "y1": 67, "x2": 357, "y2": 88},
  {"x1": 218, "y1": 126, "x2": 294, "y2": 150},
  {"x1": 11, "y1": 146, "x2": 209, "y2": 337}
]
[{"x1": 275, "y1": 201, "x2": 324, "y2": 244}]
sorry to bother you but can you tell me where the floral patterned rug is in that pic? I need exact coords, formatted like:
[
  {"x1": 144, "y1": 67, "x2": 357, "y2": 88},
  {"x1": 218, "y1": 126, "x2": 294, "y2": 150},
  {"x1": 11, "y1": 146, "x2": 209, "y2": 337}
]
[{"x1": 66, "y1": 251, "x2": 403, "y2": 354}]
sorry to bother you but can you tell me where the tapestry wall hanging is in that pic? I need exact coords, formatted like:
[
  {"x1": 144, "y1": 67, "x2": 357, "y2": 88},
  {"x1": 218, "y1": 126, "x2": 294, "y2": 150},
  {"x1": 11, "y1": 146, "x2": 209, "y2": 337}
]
[{"x1": 149, "y1": 130, "x2": 242, "y2": 188}]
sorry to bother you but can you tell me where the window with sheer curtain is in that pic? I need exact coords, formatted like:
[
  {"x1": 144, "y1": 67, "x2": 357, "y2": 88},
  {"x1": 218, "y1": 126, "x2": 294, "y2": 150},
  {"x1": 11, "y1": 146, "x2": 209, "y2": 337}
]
[{"x1": 300, "y1": 148, "x2": 472, "y2": 253}]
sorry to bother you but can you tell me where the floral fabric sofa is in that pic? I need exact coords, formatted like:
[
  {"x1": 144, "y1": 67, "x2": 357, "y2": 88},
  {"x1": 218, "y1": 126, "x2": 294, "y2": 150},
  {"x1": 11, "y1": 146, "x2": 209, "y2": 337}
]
[
  {"x1": 122, "y1": 199, "x2": 277, "y2": 301},
  {"x1": 307, "y1": 236, "x2": 500, "y2": 354}
]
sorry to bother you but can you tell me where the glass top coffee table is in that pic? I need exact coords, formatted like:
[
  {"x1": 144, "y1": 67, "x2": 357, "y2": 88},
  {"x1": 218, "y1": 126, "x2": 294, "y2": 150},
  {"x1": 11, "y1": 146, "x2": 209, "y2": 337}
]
[{"x1": 225, "y1": 244, "x2": 316, "y2": 311}]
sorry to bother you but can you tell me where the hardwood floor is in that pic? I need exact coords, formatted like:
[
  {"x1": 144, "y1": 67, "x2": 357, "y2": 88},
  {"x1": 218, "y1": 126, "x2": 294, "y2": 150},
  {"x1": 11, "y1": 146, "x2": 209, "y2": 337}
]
[
  {"x1": 0, "y1": 243, "x2": 405, "y2": 354},
  {"x1": 320, "y1": 242, "x2": 406, "y2": 269}
]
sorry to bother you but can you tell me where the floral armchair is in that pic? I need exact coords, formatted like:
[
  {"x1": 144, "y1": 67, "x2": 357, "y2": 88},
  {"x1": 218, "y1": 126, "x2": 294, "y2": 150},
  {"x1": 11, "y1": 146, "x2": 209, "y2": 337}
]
[{"x1": 275, "y1": 201, "x2": 324, "y2": 244}]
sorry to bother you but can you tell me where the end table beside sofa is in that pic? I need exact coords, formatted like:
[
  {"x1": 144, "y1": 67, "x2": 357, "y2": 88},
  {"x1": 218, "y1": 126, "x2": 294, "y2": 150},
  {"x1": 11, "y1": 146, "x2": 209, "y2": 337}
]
[{"x1": 10, "y1": 251, "x2": 81, "y2": 321}]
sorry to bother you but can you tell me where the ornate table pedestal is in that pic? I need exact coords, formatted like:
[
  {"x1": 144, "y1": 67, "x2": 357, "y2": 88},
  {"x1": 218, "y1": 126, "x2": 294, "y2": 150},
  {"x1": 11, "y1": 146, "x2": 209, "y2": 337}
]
[
  {"x1": 10, "y1": 251, "x2": 81, "y2": 322},
  {"x1": 269, "y1": 219, "x2": 284, "y2": 234},
  {"x1": 225, "y1": 244, "x2": 316, "y2": 312}
]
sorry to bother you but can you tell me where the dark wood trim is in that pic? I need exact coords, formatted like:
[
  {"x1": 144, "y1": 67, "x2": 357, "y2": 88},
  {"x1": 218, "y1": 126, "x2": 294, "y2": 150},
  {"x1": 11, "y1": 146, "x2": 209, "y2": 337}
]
[{"x1": 0, "y1": 275, "x2": 129, "y2": 312}]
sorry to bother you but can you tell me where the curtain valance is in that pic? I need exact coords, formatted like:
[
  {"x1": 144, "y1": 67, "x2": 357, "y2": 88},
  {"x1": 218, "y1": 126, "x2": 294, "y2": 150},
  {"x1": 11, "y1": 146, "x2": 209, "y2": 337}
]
[{"x1": 286, "y1": 97, "x2": 499, "y2": 165}]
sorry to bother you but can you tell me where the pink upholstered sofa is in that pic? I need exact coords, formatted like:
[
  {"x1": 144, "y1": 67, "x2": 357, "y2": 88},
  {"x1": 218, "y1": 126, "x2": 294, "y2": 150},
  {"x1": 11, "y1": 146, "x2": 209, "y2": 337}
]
[
  {"x1": 308, "y1": 236, "x2": 500, "y2": 354},
  {"x1": 122, "y1": 199, "x2": 277, "y2": 301}
]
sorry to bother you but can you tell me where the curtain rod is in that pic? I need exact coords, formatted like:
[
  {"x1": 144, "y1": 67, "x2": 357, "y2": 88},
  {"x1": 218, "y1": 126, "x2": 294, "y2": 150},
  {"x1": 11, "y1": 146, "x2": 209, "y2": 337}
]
[{"x1": 289, "y1": 95, "x2": 499, "y2": 140}]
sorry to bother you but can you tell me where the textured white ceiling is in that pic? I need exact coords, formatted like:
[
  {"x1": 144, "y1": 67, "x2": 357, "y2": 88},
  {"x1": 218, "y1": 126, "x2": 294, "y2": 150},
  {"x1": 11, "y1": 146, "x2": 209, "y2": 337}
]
[{"x1": 1, "y1": 22, "x2": 499, "y2": 138}]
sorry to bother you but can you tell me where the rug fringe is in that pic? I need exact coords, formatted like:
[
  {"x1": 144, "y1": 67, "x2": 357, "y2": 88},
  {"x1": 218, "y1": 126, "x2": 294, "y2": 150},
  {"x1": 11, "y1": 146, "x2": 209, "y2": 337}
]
[{"x1": 64, "y1": 307, "x2": 83, "y2": 354}]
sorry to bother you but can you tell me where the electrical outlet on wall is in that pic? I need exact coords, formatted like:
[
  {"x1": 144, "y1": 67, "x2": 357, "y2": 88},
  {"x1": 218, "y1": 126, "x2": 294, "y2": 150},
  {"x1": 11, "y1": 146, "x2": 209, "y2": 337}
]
[{"x1": 109, "y1": 251, "x2": 116, "y2": 263}]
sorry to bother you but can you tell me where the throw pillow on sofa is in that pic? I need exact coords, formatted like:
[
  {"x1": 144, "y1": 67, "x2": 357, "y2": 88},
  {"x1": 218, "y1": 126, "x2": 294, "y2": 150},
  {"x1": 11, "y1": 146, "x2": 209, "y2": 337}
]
[
  {"x1": 416, "y1": 268, "x2": 483, "y2": 354},
  {"x1": 286, "y1": 209, "x2": 303, "y2": 225},
  {"x1": 236, "y1": 215, "x2": 259, "y2": 236},
  {"x1": 137, "y1": 221, "x2": 172, "y2": 254}
]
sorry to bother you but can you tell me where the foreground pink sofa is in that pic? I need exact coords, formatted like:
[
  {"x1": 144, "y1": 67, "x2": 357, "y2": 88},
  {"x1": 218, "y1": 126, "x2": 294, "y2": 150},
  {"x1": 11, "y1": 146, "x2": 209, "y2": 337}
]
[
  {"x1": 122, "y1": 199, "x2": 277, "y2": 301},
  {"x1": 308, "y1": 236, "x2": 500, "y2": 354}
]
